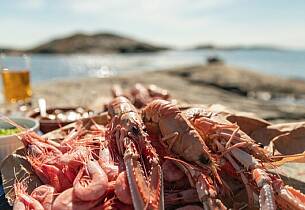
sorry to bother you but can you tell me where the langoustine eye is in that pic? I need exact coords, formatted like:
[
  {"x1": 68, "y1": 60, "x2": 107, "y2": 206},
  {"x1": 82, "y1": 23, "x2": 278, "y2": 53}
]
[
  {"x1": 199, "y1": 155, "x2": 211, "y2": 165},
  {"x1": 131, "y1": 126, "x2": 140, "y2": 135}
]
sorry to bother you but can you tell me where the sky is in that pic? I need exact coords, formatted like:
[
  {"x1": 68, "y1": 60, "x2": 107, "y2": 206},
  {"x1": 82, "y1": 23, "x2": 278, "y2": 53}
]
[{"x1": 1, "y1": 0, "x2": 305, "y2": 49}]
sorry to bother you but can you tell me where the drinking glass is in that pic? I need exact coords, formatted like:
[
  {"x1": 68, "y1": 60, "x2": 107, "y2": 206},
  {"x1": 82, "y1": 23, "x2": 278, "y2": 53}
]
[{"x1": 0, "y1": 54, "x2": 32, "y2": 103}]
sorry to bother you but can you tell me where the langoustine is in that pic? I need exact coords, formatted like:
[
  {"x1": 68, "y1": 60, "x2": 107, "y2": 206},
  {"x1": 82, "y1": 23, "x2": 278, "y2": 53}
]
[
  {"x1": 142, "y1": 99, "x2": 226, "y2": 209},
  {"x1": 185, "y1": 107, "x2": 305, "y2": 210},
  {"x1": 106, "y1": 96, "x2": 164, "y2": 210}
]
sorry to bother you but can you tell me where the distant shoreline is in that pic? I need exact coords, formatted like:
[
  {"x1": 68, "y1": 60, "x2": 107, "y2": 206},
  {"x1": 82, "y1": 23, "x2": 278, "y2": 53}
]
[
  {"x1": 0, "y1": 45, "x2": 296, "y2": 55},
  {"x1": 1, "y1": 32, "x2": 301, "y2": 55},
  {"x1": 192, "y1": 44, "x2": 292, "y2": 52}
]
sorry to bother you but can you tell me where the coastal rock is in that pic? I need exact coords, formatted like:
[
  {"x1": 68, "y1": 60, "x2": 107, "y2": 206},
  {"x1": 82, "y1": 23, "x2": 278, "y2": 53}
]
[{"x1": 1, "y1": 64, "x2": 304, "y2": 123}]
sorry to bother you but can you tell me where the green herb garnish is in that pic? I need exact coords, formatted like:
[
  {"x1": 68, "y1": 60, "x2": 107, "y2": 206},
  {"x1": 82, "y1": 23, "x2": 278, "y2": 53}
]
[{"x1": 0, "y1": 128, "x2": 21, "y2": 136}]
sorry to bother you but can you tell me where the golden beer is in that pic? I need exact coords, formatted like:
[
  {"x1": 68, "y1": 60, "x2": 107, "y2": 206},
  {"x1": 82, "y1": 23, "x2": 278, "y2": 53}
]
[{"x1": 1, "y1": 69, "x2": 32, "y2": 103}]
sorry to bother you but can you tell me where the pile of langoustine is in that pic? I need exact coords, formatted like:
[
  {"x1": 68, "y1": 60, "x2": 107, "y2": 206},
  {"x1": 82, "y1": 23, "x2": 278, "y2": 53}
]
[{"x1": 10, "y1": 84, "x2": 305, "y2": 210}]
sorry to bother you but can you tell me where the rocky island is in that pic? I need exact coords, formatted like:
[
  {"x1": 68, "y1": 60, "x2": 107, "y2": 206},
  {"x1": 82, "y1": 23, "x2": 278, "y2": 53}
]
[{"x1": 1, "y1": 32, "x2": 169, "y2": 54}]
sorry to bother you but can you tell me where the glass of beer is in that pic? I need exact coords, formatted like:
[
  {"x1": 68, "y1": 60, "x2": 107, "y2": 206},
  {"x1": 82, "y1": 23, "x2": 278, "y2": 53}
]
[{"x1": 0, "y1": 55, "x2": 32, "y2": 103}]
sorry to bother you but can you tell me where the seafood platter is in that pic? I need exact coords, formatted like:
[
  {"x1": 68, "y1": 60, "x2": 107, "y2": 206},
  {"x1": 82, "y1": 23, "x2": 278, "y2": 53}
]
[{"x1": 1, "y1": 83, "x2": 305, "y2": 210}]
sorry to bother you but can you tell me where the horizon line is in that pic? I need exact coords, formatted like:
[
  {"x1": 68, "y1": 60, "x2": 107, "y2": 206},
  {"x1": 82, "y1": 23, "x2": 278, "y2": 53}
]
[{"x1": 0, "y1": 30, "x2": 304, "y2": 52}]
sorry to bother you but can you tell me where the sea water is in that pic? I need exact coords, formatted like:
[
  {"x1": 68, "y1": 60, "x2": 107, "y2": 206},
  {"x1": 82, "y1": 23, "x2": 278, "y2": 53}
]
[{"x1": 1, "y1": 49, "x2": 305, "y2": 83}]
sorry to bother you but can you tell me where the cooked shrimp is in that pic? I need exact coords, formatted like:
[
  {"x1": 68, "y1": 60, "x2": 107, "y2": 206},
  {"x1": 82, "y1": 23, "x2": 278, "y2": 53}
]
[{"x1": 73, "y1": 159, "x2": 108, "y2": 201}]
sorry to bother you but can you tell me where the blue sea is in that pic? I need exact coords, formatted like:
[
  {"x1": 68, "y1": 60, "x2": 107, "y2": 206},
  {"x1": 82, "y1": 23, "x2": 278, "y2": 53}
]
[{"x1": 1, "y1": 49, "x2": 305, "y2": 84}]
